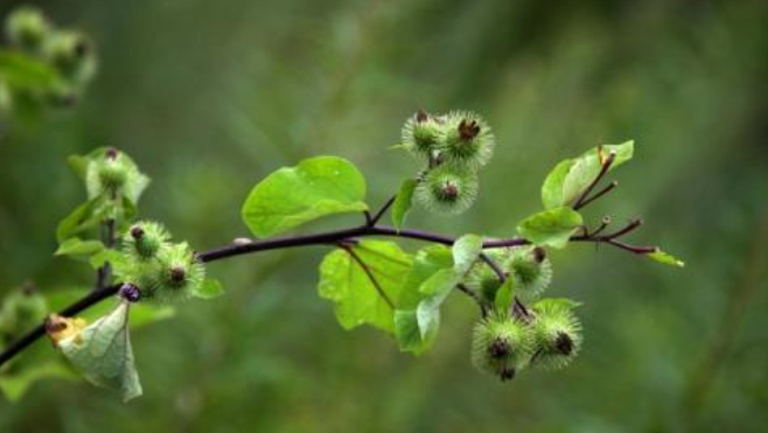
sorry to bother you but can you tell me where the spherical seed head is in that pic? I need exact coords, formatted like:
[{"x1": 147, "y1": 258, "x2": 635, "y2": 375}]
[
  {"x1": 151, "y1": 243, "x2": 206, "y2": 303},
  {"x1": 415, "y1": 165, "x2": 479, "y2": 215},
  {"x1": 530, "y1": 300, "x2": 582, "y2": 370},
  {"x1": 509, "y1": 246, "x2": 553, "y2": 302},
  {"x1": 97, "y1": 159, "x2": 129, "y2": 189},
  {"x1": 440, "y1": 111, "x2": 495, "y2": 169},
  {"x1": 471, "y1": 314, "x2": 534, "y2": 381},
  {"x1": 5, "y1": 6, "x2": 50, "y2": 51},
  {"x1": 44, "y1": 30, "x2": 93, "y2": 78},
  {"x1": 123, "y1": 221, "x2": 171, "y2": 261},
  {"x1": 85, "y1": 149, "x2": 149, "y2": 204},
  {"x1": 401, "y1": 111, "x2": 443, "y2": 156}
]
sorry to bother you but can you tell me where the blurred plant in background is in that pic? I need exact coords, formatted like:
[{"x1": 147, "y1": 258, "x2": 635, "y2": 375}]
[
  {"x1": 0, "y1": 1, "x2": 766, "y2": 433},
  {"x1": 0, "y1": 5, "x2": 96, "y2": 122}
]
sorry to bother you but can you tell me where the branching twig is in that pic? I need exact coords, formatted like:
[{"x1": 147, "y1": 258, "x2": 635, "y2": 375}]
[
  {"x1": 368, "y1": 196, "x2": 396, "y2": 227},
  {"x1": 575, "y1": 181, "x2": 618, "y2": 210},
  {"x1": 457, "y1": 283, "x2": 488, "y2": 317},
  {"x1": 573, "y1": 150, "x2": 617, "y2": 210}
]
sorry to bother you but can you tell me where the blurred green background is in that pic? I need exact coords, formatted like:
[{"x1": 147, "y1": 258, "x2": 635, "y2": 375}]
[{"x1": 1, "y1": 0, "x2": 767, "y2": 432}]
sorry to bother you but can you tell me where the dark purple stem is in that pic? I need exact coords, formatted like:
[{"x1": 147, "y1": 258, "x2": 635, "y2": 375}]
[
  {"x1": 0, "y1": 218, "x2": 655, "y2": 367},
  {"x1": 573, "y1": 150, "x2": 616, "y2": 210}
]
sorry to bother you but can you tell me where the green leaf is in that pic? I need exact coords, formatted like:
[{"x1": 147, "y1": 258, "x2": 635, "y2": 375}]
[
  {"x1": 395, "y1": 269, "x2": 458, "y2": 355},
  {"x1": 494, "y1": 278, "x2": 516, "y2": 312},
  {"x1": 57, "y1": 301, "x2": 142, "y2": 402},
  {"x1": 391, "y1": 178, "x2": 417, "y2": 230},
  {"x1": 452, "y1": 234, "x2": 483, "y2": 276},
  {"x1": 647, "y1": 249, "x2": 685, "y2": 268},
  {"x1": 394, "y1": 309, "x2": 436, "y2": 355},
  {"x1": 517, "y1": 207, "x2": 584, "y2": 249},
  {"x1": 0, "y1": 362, "x2": 76, "y2": 402},
  {"x1": 541, "y1": 141, "x2": 634, "y2": 209},
  {"x1": 415, "y1": 269, "x2": 457, "y2": 337},
  {"x1": 561, "y1": 141, "x2": 634, "y2": 207},
  {"x1": 394, "y1": 246, "x2": 460, "y2": 354},
  {"x1": 192, "y1": 278, "x2": 225, "y2": 300},
  {"x1": 242, "y1": 156, "x2": 368, "y2": 238},
  {"x1": 403, "y1": 245, "x2": 453, "y2": 297},
  {"x1": 0, "y1": 48, "x2": 62, "y2": 92},
  {"x1": 54, "y1": 238, "x2": 104, "y2": 258},
  {"x1": 67, "y1": 148, "x2": 108, "y2": 181},
  {"x1": 318, "y1": 240, "x2": 412, "y2": 333},
  {"x1": 541, "y1": 159, "x2": 575, "y2": 209},
  {"x1": 89, "y1": 249, "x2": 131, "y2": 277},
  {"x1": 56, "y1": 197, "x2": 104, "y2": 243}
]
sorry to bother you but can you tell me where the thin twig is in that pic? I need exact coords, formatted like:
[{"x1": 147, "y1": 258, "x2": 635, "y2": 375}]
[
  {"x1": 601, "y1": 218, "x2": 643, "y2": 240},
  {"x1": 573, "y1": 150, "x2": 617, "y2": 210},
  {"x1": 457, "y1": 283, "x2": 488, "y2": 317},
  {"x1": 575, "y1": 180, "x2": 618, "y2": 210},
  {"x1": 368, "y1": 196, "x2": 396, "y2": 227},
  {"x1": 590, "y1": 216, "x2": 611, "y2": 237},
  {"x1": 0, "y1": 220, "x2": 657, "y2": 367},
  {"x1": 479, "y1": 253, "x2": 506, "y2": 282},
  {"x1": 604, "y1": 238, "x2": 656, "y2": 254}
]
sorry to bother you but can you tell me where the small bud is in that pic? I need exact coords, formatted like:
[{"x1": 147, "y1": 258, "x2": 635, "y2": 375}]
[
  {"x1": 440, "y1": 111, "x2": 495, "y2": 169},
  {"x1": 458, "y1": 119, "x2": 480, "y2": 141},
  {"x1": 123, "y1": 221, "x2": 171, "y2": 261},
  {"x1": 471, "y1": 314, "x2": 533, "y2": 381},
  {"x1": 499, "y1": 367, "x2": 516, "y2": 381},
  {"x1": 84, "y1": 148, "x2": 148, "y2": 203},
  {"x1": 554, "y1": 332, "x2": 573, "y2": 355},
  {"x1": 4, "y1": 7, "x2": 50, "y2": 52},
  {"x1": 488, "y1": 338, "x2": 510, "y2": 358},
  {"x1": 169, "y1": 266, "x2": 186, "y2": 285},
  {"x1": 401, "y1": 111, "x2": 443, "y2": 156},
  {"x1": 130, "y1": 226, "x2": 145, "y2": 240},
  {"x1": 43, "y1": 30, "x2": 97, "y2": 84},
  {"x1": 415, "y1": 165, "x2": 478, "y2": 215},
  {"x1": 119, "y1": 283, "x2": 142, "y2": 303},
  {"x1": 100, "y1": 161, "x2": 128, "y2": 189}
]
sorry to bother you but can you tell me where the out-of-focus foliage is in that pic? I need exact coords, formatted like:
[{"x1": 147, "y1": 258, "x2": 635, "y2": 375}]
[{"x1": 0, "y1": 0, "x2": 767, "y2": 432}]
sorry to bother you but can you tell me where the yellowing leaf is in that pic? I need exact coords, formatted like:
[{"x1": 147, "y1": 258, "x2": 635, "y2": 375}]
[{"x1": 54, "y1": 301, "x2": 142, "y2": 402}]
